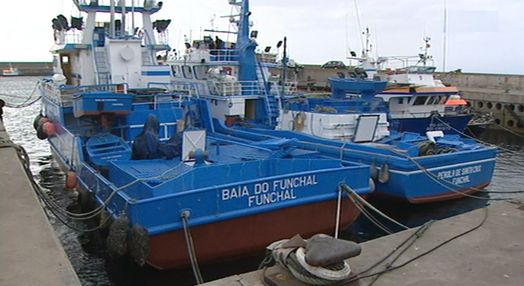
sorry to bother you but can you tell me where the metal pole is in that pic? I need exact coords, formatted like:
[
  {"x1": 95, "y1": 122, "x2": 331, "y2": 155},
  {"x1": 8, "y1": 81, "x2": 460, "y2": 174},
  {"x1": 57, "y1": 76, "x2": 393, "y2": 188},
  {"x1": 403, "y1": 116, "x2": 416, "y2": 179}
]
[
  {"x1": 442, "y1": 0, "x2": 448, "y2": 72},
  {"x1": 121, "y1": 0, "x2": 126, "y2": 36},
  {"x1": 131, "y1": 0, "x2": 135, "y2": 33},
  {"x1": 281, "y1": 37, "x2": 287, "y2": 96},
  {"x1": 110, "y1": 0, "x2": 115, "y2": 37}
]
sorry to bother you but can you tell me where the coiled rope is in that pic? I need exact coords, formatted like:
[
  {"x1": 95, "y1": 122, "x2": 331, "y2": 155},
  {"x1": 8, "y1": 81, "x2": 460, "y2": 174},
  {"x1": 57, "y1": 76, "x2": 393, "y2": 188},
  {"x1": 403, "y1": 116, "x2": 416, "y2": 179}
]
[{"x1": 265, "y1": 238, "x2": 353, "y2": 286}]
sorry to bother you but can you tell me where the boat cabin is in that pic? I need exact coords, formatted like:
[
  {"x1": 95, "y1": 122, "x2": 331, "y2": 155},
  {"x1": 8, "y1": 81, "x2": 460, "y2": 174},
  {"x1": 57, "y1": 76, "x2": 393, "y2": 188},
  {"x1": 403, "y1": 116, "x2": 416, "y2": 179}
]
[{"x1": 50, "y1": 0, "x2": 171, "y2": 89}]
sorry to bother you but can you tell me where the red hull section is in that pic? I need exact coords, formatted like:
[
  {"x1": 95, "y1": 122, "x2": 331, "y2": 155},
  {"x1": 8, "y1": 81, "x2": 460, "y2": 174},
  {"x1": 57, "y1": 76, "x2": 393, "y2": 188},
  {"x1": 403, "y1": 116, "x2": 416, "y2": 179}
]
[{"x1": 147, "y1": 199, "x2": 360, "y2": 269}]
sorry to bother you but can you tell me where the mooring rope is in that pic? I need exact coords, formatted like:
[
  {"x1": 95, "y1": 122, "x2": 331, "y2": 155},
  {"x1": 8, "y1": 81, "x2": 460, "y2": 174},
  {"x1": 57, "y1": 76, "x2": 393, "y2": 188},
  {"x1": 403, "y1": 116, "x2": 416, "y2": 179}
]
[
  {"x1": 381, "y1": 145, "x2": 524, "y2": 198},
  {"x1": 340, "y1": 184, "x2": 410, "y2": 231},
  {"x1": 0, "y1": 81, "x2": 42, "y2": 108},
  {"x1": 343, "y1": 207, "x2": 489, "y2": 284},
  {"x1": 181, "y1": 211, "x2": 204, "y2": 285},
  {"x1": 1, "y1": 137, "x2": 114, "y2": 231},
  {"x1": 334, "y1": 186, "x2": 343, "y2": 238},
  {"x1": 433, "y1": 115, "x2": 523, "y2": 153}
]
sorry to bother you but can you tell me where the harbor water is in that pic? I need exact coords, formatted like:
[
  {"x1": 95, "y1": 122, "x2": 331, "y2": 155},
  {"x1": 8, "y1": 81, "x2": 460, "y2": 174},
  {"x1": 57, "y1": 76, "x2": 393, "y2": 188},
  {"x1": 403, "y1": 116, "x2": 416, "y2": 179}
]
[{"x1": 2, "y1": 76, "x2": 524, "y2": 286}]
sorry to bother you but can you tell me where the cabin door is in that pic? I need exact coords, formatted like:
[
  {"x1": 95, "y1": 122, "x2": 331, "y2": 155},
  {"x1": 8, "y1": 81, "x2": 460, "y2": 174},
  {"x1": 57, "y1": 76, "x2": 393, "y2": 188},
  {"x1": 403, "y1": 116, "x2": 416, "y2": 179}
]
[{"x1": 60, "y1": 54, "x2": 72, "y2": 85}]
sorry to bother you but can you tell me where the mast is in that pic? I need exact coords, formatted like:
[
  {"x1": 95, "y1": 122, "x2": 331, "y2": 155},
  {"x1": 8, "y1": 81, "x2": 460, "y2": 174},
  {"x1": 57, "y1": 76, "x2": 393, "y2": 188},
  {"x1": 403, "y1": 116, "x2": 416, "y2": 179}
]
[
  {"x1": 121, "y1": 0, "x2": 126, "y2": 36},
  {"x1": 281, "y1": 37, "x2": 287, "y2": 96},
  {"x1": 442, "y1": 0, "x2": 448, "y2": 72},
  {"x1": 235, "y1": 0, "x2": 258, "y2": 83},
  {"x1": 110, "y1": 0, "x2": 115, "y2": 37}
]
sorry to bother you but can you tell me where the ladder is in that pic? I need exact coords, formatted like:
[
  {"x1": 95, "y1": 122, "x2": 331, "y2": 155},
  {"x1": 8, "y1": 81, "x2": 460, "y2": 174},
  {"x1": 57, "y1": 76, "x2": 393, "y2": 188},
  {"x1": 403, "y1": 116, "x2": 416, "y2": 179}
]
[
  {"x1": 93, "y1": 47, "x2": 111, "y2": 85},
  {"x1": 257, "y1": 62, "x2": 279, "y2": 126},
  {"x1": 142, "y1": 48, "x2": 155, "y2": 65}
]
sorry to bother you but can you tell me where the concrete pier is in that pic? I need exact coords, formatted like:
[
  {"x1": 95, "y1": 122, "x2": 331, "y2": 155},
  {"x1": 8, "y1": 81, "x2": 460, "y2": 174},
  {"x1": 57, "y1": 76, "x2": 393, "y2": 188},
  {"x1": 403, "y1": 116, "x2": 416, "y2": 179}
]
[
  {"x1": 203, "y1": 201, "x2": 524, "y2": 286},
  {"x1": 0, "y1": 121, "x2": 81, "y2": 285}
]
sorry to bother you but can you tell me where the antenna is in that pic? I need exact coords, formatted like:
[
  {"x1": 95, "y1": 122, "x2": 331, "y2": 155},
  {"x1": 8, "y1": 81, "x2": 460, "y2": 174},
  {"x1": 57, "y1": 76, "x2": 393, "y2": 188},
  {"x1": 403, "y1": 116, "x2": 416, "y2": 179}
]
[
  {"x1": 442, "y1": 0, "x2": 448, "y2": 72},
  {"x1": 353, "y1": 0, "x2": 365, "y2": 52},
  {"x1": 210, "y1": 14, "x2": 216, "y2": 33}
]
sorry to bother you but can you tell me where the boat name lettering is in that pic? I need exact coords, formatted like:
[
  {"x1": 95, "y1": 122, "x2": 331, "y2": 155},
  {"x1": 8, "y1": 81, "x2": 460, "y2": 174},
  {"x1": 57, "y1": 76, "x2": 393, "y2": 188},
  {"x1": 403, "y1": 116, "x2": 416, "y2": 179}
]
[
  {"x1": 94, "y1": 99, "x2": 117, "y2": 102},
  {"x1": 427, "y1": 123, "x2": 451, "y2": 131},
  {"x1": 437, "y1": 165, "x2": 482, "y2": 184},
  {"x1": 221, "y1": 175, "x2": 318, "y2": 207}
]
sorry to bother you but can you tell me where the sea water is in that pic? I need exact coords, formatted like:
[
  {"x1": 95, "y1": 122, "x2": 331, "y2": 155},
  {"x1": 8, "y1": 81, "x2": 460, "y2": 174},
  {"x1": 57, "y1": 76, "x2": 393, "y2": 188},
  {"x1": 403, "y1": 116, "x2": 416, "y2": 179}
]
[{"x1": 2, "y1": 76, "x2": 524, "y2": 286}]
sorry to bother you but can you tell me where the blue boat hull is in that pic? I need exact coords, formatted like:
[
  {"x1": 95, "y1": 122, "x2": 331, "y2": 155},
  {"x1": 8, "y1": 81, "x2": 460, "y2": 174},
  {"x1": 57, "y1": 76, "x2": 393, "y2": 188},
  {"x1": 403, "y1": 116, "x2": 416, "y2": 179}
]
[
  {"x1": 389, "y1": 114, "x2": 474, "y2": 135},
  {"x1": 328, "y1": 78, "x2": 388, "y2": 98},
  {"x1": 213, "y1": 125, "x2": 497, "y2": 204},
  {"x1": 370, "y1": 155, "x2": 495, "y2": 203},
  {"x1": 42, "y1": 96, "x2": 372, "y2": 269}
]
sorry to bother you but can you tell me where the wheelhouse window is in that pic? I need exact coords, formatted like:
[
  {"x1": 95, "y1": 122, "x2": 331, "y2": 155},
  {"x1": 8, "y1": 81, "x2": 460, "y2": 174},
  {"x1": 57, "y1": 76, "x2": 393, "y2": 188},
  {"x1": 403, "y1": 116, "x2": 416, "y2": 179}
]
[
  {"x1": 193, "y1": 66, "x2": 208, "y2": 80},
  {"x1": 413, "y1": 96, "x2": 428, "y2": 105},
  {"x1": 171, "y1": 65, "x2": 182, "y2": 78},
  {"x1": 398, "y1": 97, "x2": 404, "y2": 104},
  {"x1": 182, "y1": 65, "x2": 193, "y2": 79},
  {"x1": 427, "y1": 95, "x2": 440, "y2": 105}
]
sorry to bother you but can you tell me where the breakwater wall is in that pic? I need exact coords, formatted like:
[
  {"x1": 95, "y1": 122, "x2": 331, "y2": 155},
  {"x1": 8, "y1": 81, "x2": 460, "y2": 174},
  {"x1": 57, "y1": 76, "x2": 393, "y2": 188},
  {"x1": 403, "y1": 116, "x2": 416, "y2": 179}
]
[
  {"x1": 436, "y1": 73, "x2": 524, "y2": 133},
  {"x1": 0, "y1": 62, "x2": 53, "y2": 76}
]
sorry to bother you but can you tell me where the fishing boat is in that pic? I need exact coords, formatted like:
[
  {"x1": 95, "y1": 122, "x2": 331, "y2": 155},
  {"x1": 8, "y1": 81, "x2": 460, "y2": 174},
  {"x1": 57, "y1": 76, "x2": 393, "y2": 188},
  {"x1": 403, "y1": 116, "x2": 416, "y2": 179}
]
[
  {"x1": 166, "y1": 1, "x2": 497, "y2": 204},
  {"x1": 346, "y1": 32, "x2": 477, "y2": 136},
  {"x1": 1, "y1": 63, "x2": 20, "y2": 76},
  {"x1": 34, "y1": 0, "x2": 372, "y2": 270},
  {"x1": 218, "y1": 83, "x2": 498, "y2": 203}
]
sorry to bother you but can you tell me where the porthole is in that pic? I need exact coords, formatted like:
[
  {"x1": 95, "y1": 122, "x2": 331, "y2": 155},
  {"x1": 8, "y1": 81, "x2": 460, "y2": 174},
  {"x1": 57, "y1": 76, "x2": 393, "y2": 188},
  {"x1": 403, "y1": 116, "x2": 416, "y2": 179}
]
[
  {"x1": 507, "y1": 120, "x2": 515, "y2": 127},
  {"x1": 508, "y1": 104, "x2": 515, "y2": 111},
  {"x1": 495, "y1": 103, "x2": 502, "y2": 110},
  {"x1": 518, "y1": 105, "x2": 524, "y2": 113},
  {"x1": 477, "y1": 101, "x2": 484, "y2": 108},
  {"x1": 495, "y1": 118, "x2": 501, "y2": 125},
  {"x1": 486, "y1": 102, "x2": 493, "y2": 109}
]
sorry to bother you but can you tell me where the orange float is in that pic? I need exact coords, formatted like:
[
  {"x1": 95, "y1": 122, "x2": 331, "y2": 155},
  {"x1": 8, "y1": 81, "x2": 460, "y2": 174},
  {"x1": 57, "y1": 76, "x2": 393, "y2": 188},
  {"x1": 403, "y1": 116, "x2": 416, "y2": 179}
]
[
  {"x1": 43, "y1": 121, "x2": 57, "y2": 136},
  {"x1": 66, "y1": 170, "x2": 78, "y2": 189}
]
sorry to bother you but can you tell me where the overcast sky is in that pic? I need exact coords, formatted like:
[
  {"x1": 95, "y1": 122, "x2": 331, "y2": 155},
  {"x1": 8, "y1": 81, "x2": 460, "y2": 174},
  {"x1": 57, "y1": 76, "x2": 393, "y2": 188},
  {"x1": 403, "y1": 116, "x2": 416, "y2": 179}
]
[{"x1": 1, "y1": 0, "x2": 522, "y2": 74}]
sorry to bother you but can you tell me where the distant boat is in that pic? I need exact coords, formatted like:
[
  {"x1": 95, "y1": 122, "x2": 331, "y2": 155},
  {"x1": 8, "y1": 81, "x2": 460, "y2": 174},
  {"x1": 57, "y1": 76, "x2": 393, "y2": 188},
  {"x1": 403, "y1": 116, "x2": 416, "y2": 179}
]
[
  {"x1": 2, "y1": 63, "x2": 20, "y2": 76},
  {"x1": 347, "y1": 32, "x2": 476, "y2": 136}
]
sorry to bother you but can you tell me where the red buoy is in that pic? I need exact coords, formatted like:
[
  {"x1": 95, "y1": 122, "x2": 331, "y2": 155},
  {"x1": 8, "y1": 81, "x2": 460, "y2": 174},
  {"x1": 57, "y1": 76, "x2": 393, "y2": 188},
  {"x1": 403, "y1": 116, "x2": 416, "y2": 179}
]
[
  {"x1": 66, "y1": 170, "x2": 78, "y2": 189},
  {"x1": 39, "y1": 116, "x2": 50, "y2": 126},
  {"x1": 43, "y1": 122, "x2": 57, "y2": 136}
]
